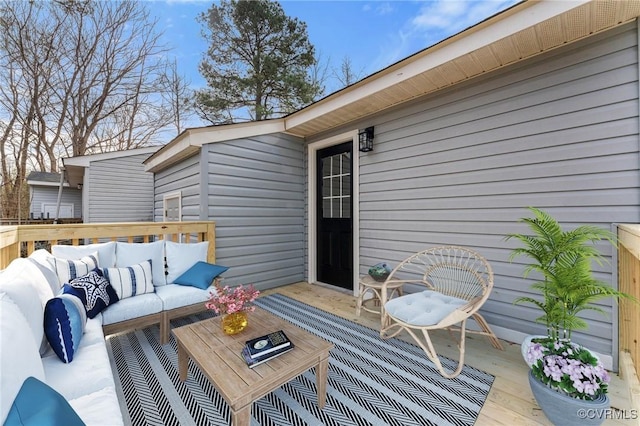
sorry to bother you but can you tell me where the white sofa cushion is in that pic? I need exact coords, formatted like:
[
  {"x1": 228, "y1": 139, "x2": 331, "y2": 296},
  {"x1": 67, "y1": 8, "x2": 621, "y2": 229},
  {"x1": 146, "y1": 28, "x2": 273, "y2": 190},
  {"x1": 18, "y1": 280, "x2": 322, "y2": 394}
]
[
  {"x1": 100, "y1": 293, "x2": 163, "y2": 325},
  {"x1": 165, "y1": 241, "x2": 209, "y2": 284},
  {"x1": 0, "y1": 258, "x2": 55, "y2": 354},
  {"x1": 0, "y1": 292, "x2": 46, "y2": 424},
  {"x1": 78, "y1": 318, "x2": 105, "y2": 349},
  {"x1": 155, "y1": 283, "x2": 213, "y2": 311},
  {"x1": 68, "y1": 387, "x2": 124, "y2": 426},
  {"x1": 27, "y1": 250, "x2": 61, "y2": 295},
  {"x1": 116, "y1": 241, "x2": 165, "y2": 286},
  {"x1": 53, "y1": 242, "x2": 117, "y2": 269},
  {"x1": 42, "y1": 341, "x2": 116, "y2": 402}
]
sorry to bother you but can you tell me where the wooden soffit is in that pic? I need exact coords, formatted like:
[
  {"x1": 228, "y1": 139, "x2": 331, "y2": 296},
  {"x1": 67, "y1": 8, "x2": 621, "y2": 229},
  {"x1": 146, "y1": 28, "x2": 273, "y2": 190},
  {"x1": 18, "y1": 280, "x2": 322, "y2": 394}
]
[{"x1": 284, "y1": 0, "x2": 640, "y2": 137}]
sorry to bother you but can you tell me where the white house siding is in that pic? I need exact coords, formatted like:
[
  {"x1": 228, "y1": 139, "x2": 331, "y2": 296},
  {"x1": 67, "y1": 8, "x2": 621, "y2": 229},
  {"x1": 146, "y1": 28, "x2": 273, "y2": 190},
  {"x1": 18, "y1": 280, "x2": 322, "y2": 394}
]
[
  {"x1": 344, "y1": 22, "x2": 638, "y2": 363},
  {"x1": 153, "y1": 154, "x2": 201, "y2": 222},
  {"x1": 29, "y1": 187, "x2": 82, "y2": 219},
  {"x1": 204, "y1": 133, "x2": 305, "y2": 291},
  {"x1": 87, "y1": 153, "x2": 154, "y2": 222}
]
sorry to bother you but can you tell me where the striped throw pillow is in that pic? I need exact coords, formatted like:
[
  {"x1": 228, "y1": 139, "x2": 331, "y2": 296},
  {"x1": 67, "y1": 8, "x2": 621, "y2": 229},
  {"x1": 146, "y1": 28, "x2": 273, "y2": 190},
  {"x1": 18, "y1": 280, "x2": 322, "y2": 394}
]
[
  {"x1": 102, "y1": 260, "x2": 154, "y2": 300},
  {"x1": 48, "y1": 253, "x2": 99, "y2": 287}
]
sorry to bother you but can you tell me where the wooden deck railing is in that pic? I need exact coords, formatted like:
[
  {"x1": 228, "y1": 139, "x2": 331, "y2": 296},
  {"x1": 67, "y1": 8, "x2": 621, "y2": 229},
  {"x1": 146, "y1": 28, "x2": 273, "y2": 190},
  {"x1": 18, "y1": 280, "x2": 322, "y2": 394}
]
[
  {"x1": 0, "y1": 221, "x2": 216, "y2": 269},
  {"x1": 616, "y1": 224, "x2": 640, "y2": 412}
]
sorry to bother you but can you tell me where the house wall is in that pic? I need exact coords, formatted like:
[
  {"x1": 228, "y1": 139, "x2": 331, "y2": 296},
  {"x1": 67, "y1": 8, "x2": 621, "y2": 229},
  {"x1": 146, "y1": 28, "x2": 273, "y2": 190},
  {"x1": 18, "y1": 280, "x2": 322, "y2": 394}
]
[
  {"x1": 29, "y1": 186, "x2": 82, "y2": 219},
  {"x1": 311, "y1": 22, "x2": 639, "y2": 361},
  {"x1": 203, "y1": 133, "x2": 305, "y2": 291},
  {"x1": 153, "y1": 154, "x2": 201, "y2": 222},
  {"x1": 86, "y1": 153, "x2": 154, "y2": 223}
]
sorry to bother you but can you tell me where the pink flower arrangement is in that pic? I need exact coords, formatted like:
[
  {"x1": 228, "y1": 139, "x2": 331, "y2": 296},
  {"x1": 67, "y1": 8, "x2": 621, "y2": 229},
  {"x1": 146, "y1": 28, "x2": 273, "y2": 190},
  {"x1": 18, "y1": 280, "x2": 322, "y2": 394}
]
[
  {"x1": 205, "y1": 281, "x2": 260, "y2": 315},
  {"x1": 526, "y1": 339, "x2": 610, "y2": 400}
]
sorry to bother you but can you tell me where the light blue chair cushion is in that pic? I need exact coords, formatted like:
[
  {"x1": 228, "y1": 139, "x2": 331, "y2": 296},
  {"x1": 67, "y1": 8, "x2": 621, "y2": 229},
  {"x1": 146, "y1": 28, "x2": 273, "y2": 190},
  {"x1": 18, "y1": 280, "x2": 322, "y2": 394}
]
[{"x1": 384, "y1": 290, "x2": 467, "y2": 326}]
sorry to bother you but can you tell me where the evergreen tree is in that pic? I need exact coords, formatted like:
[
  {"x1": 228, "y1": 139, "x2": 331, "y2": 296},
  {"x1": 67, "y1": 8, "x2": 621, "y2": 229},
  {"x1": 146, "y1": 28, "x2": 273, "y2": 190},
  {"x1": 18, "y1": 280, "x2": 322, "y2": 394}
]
[{"x1": 196, "y1": 0, "x2": 321, "y2": 123}]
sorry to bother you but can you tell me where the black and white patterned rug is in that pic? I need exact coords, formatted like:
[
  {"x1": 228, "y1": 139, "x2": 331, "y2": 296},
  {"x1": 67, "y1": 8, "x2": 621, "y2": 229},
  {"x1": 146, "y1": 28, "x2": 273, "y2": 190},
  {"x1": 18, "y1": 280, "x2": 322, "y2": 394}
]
[{"x1": 106, "y1": 293, "x2": 494, "y2": 426}]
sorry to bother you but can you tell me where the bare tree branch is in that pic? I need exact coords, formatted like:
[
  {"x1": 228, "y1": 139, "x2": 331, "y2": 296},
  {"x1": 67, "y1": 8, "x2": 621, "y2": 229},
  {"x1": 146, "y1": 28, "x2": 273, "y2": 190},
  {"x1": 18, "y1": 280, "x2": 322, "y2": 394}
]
[{"x1": 0, "y1": 0, "x2": 188, "y2": 218}]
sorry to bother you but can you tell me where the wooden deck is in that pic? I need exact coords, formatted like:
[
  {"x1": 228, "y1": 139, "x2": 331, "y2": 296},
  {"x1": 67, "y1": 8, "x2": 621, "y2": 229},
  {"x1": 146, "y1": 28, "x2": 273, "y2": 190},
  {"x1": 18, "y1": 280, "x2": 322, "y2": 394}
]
[{"x1": 262, "y1": 282, "x2": 634, "y2": 426}]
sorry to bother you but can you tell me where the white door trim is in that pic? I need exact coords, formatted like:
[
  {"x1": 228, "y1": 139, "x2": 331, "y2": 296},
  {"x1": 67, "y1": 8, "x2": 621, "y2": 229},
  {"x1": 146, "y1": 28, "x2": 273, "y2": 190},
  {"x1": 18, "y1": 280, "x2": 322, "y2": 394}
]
[
  {"x1": 307, "y1": 130, "x2": 359, "y2": 296},
  {"x1": 163, "y1": 191, "x2": 182, "y2": 222}
]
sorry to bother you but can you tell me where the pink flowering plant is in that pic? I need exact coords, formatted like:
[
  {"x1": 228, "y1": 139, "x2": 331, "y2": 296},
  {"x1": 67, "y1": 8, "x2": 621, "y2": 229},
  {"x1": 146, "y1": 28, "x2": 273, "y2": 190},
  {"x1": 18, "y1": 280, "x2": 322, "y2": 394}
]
[
  {"x1": 205, "y1": 280, "x2": 260, "y2": 315},
  {"x1": 526, "y1": 339, "x2": 609, "y2": 400}
]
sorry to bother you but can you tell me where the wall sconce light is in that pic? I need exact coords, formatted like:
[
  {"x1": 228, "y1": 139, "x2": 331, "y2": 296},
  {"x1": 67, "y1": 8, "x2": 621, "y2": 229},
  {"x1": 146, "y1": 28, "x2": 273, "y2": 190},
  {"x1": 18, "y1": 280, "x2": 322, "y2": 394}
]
[
  {"x1": 359, "y1": 126, "x2": 374, "y2": 152},
  {"x1": 77, "y1": 184, "x2": 83, "y2": 190}
]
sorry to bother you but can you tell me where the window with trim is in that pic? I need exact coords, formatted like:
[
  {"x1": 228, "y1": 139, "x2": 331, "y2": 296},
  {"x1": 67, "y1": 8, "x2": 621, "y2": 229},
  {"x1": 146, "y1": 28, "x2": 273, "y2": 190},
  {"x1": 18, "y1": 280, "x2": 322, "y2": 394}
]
[{"x1": 163, "y1": 191, "x2": 181, "y2": 222}]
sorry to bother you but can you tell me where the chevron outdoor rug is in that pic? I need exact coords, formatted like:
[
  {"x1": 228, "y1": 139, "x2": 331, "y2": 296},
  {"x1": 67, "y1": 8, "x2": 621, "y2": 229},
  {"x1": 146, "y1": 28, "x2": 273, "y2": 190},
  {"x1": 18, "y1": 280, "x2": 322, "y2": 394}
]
[{"x1": 106, "y1": 293, "x2": 494, "y2": 426}]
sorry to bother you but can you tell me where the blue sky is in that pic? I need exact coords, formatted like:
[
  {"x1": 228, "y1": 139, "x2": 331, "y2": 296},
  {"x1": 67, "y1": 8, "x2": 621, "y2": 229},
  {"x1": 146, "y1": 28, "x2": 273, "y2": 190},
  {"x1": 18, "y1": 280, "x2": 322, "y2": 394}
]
[{"x1": 151, "y1": 0, "x2": 519, "y2": 97}]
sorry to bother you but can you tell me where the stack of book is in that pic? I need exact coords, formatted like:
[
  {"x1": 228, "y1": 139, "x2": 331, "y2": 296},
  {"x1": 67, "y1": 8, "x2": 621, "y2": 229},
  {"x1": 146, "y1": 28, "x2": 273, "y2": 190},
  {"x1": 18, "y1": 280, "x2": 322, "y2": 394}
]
[{"x1": 242, "y1": 330, "x2": 294, "y2": 368}]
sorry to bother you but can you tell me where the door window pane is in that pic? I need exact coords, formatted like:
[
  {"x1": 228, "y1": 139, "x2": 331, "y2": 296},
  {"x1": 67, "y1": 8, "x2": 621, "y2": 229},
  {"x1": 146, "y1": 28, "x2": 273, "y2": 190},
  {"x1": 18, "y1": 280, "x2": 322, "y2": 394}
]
[{"x1": 322, "y1": 152, "x2": 351, "y2": 219}]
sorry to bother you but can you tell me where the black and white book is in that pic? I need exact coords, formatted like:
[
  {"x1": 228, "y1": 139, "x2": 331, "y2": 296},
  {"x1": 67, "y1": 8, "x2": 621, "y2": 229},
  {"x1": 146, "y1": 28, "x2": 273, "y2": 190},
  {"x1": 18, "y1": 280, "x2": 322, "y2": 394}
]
[
  {"x1": 241, "y1": 343, "x2": 294, "y2": 368},
  {"x1": 245, "y1": 330, "x2": 292, "y2": 359}
]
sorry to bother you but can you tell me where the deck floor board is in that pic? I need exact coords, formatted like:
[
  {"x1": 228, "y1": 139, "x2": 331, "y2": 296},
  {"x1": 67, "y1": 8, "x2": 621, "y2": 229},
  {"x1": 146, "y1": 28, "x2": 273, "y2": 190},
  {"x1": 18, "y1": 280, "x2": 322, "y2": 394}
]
[{"x1": 262, "y1": 282, "x2": 632, "y2": 426}]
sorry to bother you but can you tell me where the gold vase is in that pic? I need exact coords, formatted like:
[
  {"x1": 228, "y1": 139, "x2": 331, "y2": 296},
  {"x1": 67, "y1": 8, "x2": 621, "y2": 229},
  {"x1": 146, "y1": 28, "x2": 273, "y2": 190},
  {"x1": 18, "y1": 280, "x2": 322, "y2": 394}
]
[{"x1": 221, "y1": 311, "x2": 248, "y2": 335}]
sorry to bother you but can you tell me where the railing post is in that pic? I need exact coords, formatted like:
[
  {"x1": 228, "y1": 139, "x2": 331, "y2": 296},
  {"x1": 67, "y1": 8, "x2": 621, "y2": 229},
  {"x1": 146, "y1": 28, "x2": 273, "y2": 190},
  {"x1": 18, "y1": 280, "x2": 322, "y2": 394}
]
[{"x1": 207, "y1": 222, "x2": 216, "y2": 263}]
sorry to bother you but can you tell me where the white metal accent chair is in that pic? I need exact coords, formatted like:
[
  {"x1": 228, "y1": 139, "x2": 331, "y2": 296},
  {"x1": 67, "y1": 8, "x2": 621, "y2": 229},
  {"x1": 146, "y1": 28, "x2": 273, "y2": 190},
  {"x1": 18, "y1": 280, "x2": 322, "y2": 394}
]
[{"x1": 380, "y1": 246, "x2": 503, "y2": 378}]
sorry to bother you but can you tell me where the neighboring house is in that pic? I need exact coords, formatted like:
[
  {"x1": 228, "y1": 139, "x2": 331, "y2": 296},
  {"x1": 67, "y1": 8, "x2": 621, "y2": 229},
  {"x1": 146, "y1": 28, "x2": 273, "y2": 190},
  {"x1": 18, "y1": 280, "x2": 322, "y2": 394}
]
[
  {"x1": 26, "y1": 172, "x2": 82, "y2": 220},
  {"x1": 144, "y1": 1, "x2": 640, "y2": 369},
  {"x1": 63, "y1": 147, "x2": 158, "y2": 223}
]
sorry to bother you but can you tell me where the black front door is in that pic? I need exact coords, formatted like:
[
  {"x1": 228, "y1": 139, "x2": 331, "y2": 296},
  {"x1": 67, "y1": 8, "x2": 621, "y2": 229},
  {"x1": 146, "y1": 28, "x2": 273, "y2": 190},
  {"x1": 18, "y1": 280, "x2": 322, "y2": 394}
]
[{"x1": 317, "y1": 142, "x2": 352, "y2": 289}]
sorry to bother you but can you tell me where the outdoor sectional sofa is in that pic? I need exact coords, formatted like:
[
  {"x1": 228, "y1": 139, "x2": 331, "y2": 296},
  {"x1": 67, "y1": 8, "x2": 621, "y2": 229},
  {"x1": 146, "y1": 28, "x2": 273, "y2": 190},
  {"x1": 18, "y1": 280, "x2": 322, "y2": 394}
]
[{"x1": 0, "y1": 224, "x2": 221, "y2": 425}]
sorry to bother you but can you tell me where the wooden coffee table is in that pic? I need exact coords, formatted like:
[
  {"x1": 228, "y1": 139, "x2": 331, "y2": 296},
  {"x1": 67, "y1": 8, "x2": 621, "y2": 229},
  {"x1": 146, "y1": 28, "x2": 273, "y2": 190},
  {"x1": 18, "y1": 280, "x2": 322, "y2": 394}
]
[{"x1": 173, "y1": 306, "x2": 334, "y2": 426}]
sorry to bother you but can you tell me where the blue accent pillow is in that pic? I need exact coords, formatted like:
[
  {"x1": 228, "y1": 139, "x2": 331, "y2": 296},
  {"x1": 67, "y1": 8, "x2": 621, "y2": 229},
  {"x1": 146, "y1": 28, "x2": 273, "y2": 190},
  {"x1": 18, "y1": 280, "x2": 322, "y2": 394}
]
[
  {"x1": 63, "y1": 269, "x2": 119, "y2": 319},
  {"x1": 173, "y1": 261, "x2": 229, "y2": 289},
  {"x1": 44, "y1": 294, "x2": 86, "y2": 363},
  {"x1": 4, "y1": 377, "x2": 84, "y2": 426}
]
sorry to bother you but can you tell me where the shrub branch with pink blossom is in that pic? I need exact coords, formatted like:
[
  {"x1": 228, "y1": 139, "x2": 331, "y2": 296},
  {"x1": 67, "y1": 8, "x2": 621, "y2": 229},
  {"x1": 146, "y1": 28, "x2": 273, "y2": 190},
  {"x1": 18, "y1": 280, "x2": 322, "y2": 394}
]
[
  {"x1": 526, "y1": 339, "x2": 609, "y2": 400},
  {"x1": 205, "y1": 281, "x2": 260, "y2": 315}
]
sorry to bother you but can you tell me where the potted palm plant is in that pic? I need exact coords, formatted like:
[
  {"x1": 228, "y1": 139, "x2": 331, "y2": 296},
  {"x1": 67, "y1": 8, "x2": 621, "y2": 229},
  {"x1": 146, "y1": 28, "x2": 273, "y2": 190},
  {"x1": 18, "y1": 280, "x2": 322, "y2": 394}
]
[{"x1": 506, "y1": 207, "x2": 636, "y2": 425}]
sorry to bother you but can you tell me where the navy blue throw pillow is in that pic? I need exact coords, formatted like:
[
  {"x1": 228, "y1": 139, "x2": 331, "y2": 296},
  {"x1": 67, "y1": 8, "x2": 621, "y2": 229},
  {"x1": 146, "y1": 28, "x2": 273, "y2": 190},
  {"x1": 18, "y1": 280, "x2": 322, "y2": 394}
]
[
  {"x1": 43, "y1": 295, "x2": 86, "y2": 363},
  {"x1": 63, "y1": 269, "x2": 119, "y2": 318}
]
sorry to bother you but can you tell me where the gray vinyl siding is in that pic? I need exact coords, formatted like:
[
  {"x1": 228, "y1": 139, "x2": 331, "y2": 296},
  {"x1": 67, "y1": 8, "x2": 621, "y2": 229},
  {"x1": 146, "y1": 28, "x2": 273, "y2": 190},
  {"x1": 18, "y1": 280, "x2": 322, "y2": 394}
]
[
  {"x1": 29, "y1": 187, "x2": 82, "y2": 219},
  {"x1": 87, "y1": 153, "x2": 154, "y2": 223},
  {"x1": 351, "y1": 22, "x2": 639, "y2": 361},
  {"x1": 204, "y1": 133, "x2": 305, "y2": 291},
  {"x1": 153, "y1": 154, "x2": 201, "y2": 222}
]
